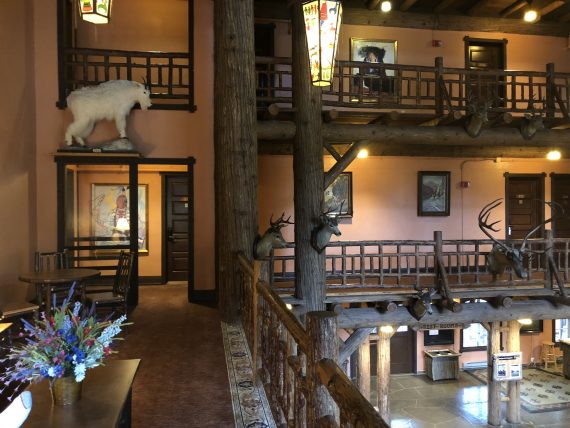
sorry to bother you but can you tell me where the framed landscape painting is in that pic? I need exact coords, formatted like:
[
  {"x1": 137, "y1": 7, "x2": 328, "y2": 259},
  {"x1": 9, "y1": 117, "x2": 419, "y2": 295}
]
[
  {"x1": 324, "y1": 172, "x2": 353, "y2": 217},
  {"x1": 418, "y1": 171, "x2": 450, "y2": 216},
  {"x1": 91, "y1": 184, "x2": 149, "y2": 252}
]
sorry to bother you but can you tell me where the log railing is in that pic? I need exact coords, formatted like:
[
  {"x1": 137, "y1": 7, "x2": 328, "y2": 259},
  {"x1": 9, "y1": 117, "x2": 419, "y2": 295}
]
[
  {"x1": 57, "y1": 47, "x2": 195, "y2": 111},
  {"x1": 237, "y1": 253, "x2": 388, "y2": 428},
  {"x1": 268, "y1": 231, "x2": 569, "y2": 302},
  {"x1": 256, "y1": 56, "x2": 570, "y2": 117}
]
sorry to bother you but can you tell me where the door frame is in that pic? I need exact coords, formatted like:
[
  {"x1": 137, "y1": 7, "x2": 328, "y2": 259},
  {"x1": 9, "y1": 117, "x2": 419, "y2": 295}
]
[
  {"x1": 550, "y1": 173, "x2": 570, "y2": 237},
  {"x1": 504, "y1": 172, "x2": 545, "y2": 240}
]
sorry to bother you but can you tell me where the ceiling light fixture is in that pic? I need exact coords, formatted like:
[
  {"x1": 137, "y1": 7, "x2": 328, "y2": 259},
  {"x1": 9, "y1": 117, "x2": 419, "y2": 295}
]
[
  {"x1": 523, "y1": 8, "x2": 539, "y2": 22},
  {"x1": 547, "y1": 150, "x2": 562, "y2": 161},
  {"x1": 357, "y1": 149, "x2": 369, "y2": 158},
  {"x1": 518, "y1": 318, "x2": 533, "y2": 325},
  {"x1": 381, "y1": 1, "x2": 392, "y2": 12}
]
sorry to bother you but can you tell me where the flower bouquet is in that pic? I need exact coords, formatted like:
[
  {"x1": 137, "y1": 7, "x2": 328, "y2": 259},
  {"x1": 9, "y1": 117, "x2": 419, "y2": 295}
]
[{"x1": 0, "y1": 285, "x2": 129, "y2": 405}]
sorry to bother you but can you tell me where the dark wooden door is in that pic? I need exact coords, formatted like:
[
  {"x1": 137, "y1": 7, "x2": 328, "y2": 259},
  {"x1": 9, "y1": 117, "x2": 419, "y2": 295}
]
[
  {"x1": 370, "y1": 327, "x2": 416, "y2": 375},
  {"x1": 552, "y1": 174, "x2": 570, "y2": 238},
  {"x1": 465, "y1": 37, "x2": 506, "y2": 102},
  {"x1": 505, "y1": 174, "x2": 544, "y2": 240},
  {"x1": 164, "y1": 175, "x2": 190, "y2": 281}
]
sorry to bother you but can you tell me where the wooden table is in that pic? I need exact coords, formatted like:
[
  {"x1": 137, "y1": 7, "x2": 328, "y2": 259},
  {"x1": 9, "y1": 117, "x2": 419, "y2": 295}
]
[
  {"x1": 24, "y1": 359, "x2": 140, "y2": 428},
  {"x1": 19, "y1": 269, "x2": 101, "y2": 317}
]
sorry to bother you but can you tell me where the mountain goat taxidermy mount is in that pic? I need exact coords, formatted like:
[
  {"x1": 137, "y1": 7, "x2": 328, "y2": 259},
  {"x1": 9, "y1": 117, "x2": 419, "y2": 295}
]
[
  {"x1": 311, "y1": 201, "x2": 344, "y2": 253},
  {"x1": 64, "y1": 80, "x2": 152, "y2": 146},
  {"x1": 253, "y1": 213, "x2": 293, "y2": 260}
]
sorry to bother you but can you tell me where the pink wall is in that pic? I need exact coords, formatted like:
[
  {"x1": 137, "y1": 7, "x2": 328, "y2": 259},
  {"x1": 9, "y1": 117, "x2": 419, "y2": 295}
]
[
  {"x1": 0, "y1": 0, "x2": 37, "y2": 302},
  {"x1": 32, "y1": 0, "x2": 215, "y2": 290}
]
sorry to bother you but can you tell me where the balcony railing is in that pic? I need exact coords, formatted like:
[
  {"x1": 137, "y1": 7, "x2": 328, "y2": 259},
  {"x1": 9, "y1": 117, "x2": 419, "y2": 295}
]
[
  {"x1": 256, "y1": 56, "x2": 570, "y2": 117},
  {"x1": 57, "y1": 48, "x2": 195, "y2": 111}
]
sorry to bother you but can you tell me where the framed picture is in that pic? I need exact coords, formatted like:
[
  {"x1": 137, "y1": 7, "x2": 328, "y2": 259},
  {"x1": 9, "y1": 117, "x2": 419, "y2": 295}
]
[
  {"x1": 91, "y1": 184, "x2": 148, "y2": 253},
  {"x1": 418, "y1": 171, "x2": 450, "y2": 216},
  {"x1": 349, "y1": 38, "x2": 398, "y2": 99},
  {"x1": 324, "y1": 172, "x2": 352, "y2": 217}
]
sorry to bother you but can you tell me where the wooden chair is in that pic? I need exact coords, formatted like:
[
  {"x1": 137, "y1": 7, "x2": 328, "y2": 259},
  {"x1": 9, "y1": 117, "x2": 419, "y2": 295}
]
[
  {"x1": 0, "y1": 301, "x2": 39, "y2": 345},
  {"x1": 542, "y1": 342, "x2": 558, "y2": 369},
  {"x1": 34, "y1": 250, "x2": 74, "y2": 305},
  {"x1": 84, "y1": 251, "x2": 134, "y2": 318}
]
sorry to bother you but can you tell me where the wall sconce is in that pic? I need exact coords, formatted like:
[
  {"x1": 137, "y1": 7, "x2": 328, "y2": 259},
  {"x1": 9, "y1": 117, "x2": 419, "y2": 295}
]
[
  {"x1": 357, "y1": 149, "x2": 368, "y2": 158},
  {"x1": 79, "y1": 0, "x2": 112, "y2": 24},
  {"x1": 302, "y1": 0, "x2": 343, "y2": 86}
]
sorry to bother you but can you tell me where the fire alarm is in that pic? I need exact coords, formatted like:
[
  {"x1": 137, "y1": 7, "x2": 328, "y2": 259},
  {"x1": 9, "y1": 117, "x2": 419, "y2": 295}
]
[
  {"x1": 432, "y1": 40, "x2": 443, "y2": 48},
  {"x1": 460, "y1": 181, "x2": 471, "y2": 188}
]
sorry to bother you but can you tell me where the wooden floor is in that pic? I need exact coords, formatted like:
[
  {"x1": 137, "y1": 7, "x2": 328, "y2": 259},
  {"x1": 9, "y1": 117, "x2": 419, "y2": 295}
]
[{"x1": 111, "y1": 282, "x2": 235, "y2": 427}]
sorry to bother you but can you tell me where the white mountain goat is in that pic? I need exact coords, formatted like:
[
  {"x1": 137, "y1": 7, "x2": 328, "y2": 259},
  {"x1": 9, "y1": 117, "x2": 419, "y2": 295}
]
[{"x1": 64, "y1": 80, "x2": 151, "y2": 146}]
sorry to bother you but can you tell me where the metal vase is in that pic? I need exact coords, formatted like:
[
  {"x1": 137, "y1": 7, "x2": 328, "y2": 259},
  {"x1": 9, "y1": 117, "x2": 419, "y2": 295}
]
[{"x1": 50, "y1": 376, "x2": 82, "y2": 406}]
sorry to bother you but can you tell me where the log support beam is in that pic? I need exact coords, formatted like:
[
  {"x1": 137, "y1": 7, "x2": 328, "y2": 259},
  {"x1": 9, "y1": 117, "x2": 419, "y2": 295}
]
[
  {"x1": 339, "y1": 327, "x2": 375, "y2": 363},
  {"x1": 506, "y1": 320, "x2": 521, "y2": 424},
  {"x1": 377, "y1": 325, "x2": 396, "y2": 424},
  {"x1": 488, "y1": 321, "x2": 502, "y2": 426}
]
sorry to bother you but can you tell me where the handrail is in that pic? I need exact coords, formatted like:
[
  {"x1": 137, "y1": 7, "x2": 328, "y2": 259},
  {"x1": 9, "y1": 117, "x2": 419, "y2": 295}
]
[{"x1": 237, "y1": 252, "x2": 388, "y2": 427}]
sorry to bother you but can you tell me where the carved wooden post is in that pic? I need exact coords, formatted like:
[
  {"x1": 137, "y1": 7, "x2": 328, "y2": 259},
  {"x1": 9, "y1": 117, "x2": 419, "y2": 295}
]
[
  {"x1": 487, "y1": 321, "x2": 502, "y2": 426},
  {"x1": 377, "y1": 325, "x2": 396, "y2": 424},
  {"x1": 357, "y1": 335, "x2": 371, "y2": 401},
  {"x1": 291, "y1": 0, "x2": 326, "y2": 312},
  {"x1": 214, "y1": 0, "x2": 258, "y2": 322},
  {"x1": 506, "y1": 320, "x2": 521, "y2": 424},
  {"x1": 546, "y1": 63, "x2": 556, "y2": 120},
  {"x1": 307, "y1": 311, "x2": 339, "y2": 427},
  {"x1": 435, "y1": 57, "x2": 444, "y2": 116},
  {"x1": 252, "y1": 260, "x2": 261, "y2": 384},
  {"x1": 545, "y1": 229, "x2": 554, "y2": 291}
]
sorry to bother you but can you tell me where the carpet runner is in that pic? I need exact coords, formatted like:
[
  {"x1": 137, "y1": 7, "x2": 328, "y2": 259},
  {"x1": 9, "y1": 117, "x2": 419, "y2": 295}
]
[
  {"x1": 222, "y1": 322, "x2": 276, "y2": 428},
  {"x1": 467, "y1": 368, "x2": 570, "y2": 412}
]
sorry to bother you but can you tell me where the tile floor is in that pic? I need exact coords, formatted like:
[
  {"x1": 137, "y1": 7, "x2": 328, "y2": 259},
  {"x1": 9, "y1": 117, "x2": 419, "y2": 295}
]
[{"x1": 378, "y1": 372, "x2": 570, "y2": 427}]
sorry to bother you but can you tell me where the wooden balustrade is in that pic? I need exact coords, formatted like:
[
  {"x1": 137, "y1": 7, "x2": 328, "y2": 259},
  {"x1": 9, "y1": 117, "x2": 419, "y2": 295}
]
[
  {"x1": 237, "y1": 253, "x2": 387, "y2": 427},
  {"x1": 255, "y1": 56, "x2": 570, "y2": 118},
  {"x1": 268, "y1": 232, "x2": 570, "y2": 303}
]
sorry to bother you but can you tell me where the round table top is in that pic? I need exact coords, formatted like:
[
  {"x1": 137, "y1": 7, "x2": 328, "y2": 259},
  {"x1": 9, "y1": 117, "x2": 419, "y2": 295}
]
[{"x1": 19, "y1": 268, "x2": 101, "y2": 284}]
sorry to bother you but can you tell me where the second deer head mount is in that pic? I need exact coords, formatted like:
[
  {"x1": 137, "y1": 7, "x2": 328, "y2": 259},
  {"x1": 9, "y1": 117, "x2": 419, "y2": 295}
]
[
  {"x1": 478, "y1": 198, "x2": 562, "y2": 280},
  {"x1": 520, "y1": 97, "x2": 545, "y2": 140},
  {"x1": 465, "y1": 92, "x2": 494, "y2": 138},
  {"x1": 311, "y1": 201, "x2": 344, "y2": 254},
  {"x1": 253, "y1": 213, "x2": 293, "y2": 260},
  {"x1": 409, "y1": 288, "x2": 436, "y2": 320}
]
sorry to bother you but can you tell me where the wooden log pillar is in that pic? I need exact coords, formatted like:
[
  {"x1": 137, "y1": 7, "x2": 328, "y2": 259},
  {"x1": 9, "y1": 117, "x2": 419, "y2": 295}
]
[
  {"x1": 487, "y1": 321, "x2": 502, "y2": 426},
  {"x1": 377, "y1": 325, "x2": 396, "y2": 424},
  {"x1": 291, "y1": 0, "x2": 326, "y2": 312},
  {"x1": 434, "y1": 56, "x2": 444, "y2": 116},
  {"x1": 546, "y1": 63, "x2": 556, "y2": 120},
  {"x1": 357, "y1": 335, "x2": 371, "y2": 401},
  {"x1": 506, "y1": 320, "x2": 521, "y2": 424},
  {"x1": 307, "y1": 311, "x2": 339, "y2": 427},
  {"x1": 214, "y1": 0, "x2": 258, "y2": 322}
]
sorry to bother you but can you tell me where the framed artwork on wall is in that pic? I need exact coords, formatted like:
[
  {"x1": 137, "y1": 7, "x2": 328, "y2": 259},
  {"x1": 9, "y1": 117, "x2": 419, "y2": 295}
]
[
  {"x1": 91, "y1": 184, "x2": 149, "y2": 253},
  {"x1": 324, "y1": 172, "x2": 352, "y2": 217},
  {"x1": 349, "y1": 38, "x2": 398, "y2": 99},
  {"x1": 418, "y1": 171, "x2": 450, "y2": 216}
]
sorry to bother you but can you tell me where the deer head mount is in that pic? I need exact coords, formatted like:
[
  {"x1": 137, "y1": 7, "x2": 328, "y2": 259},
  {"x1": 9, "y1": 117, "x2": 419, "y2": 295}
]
[
  {"x1": 478, "y1": 198, "x2": 559, "y2": 280},
  {"x1": 311, "y1": 202, "x2": 344, "y2": 254},
  {"x1": 465, "y1": 93, "x2": 494, "y2": 138},
  {"x1": 253, "y1": 213, "x2": 293, "y2": 260},
  {"x1": 520, "y1": 98, "x2": 545, "y2": 140},
  {"x1": 409, "y1": 288, "x2": 436, "y2": 320}
]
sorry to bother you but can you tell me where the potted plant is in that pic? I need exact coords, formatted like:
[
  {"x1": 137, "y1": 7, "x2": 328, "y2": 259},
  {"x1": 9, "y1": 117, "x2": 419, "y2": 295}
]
[{"x1": 1, "y1": 285, "x2": 129, "y2": 406}]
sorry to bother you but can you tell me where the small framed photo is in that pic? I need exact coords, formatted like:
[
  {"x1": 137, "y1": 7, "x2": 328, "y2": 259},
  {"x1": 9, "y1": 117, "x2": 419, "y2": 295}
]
[
  {"x1": 324, "y1": 172, "x2": 352, "y2": 217},
  {"x1": 418, "y1": 171, "x2": 450, "y2": 216}
]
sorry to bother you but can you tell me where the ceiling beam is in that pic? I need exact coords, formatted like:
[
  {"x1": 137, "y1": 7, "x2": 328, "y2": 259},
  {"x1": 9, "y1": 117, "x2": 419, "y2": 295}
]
[
  {"x1": 341, "y1": 9, "x2": 570, "y2": 37},
  {"x1": 434, "y1": 0, "x2": 461, "y2": 13},
  {"x1": 336, "y1": 300, "x2": 570, "y2": 329},
  {"x1": 466, "y1": 0, "x2": 496, "y2": 16},
  {"x1": 366, "y1": 0, "x2": 382, "y2": 10},
  {"x1": 399, "y1": 0, "x2": 418, "y2": 12},
  {"x1": 541, "y1": 1, "x2": 567, "y2": 16},
  {"x1": 500, "y1": 0, "x2": 529, "y2": 18}
]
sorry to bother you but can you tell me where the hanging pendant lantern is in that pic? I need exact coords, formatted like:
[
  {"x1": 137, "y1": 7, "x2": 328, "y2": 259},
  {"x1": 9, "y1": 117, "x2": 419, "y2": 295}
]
[
  {"x1": 302, "y1": 0, "x2": 343, "y2": 86},
  {"x1": 79, "y1": 0, "x2": 112, "y2": 24}
]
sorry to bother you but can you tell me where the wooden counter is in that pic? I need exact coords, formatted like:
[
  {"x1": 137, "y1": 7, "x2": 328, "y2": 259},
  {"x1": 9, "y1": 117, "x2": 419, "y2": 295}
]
[
  {"x1": 24, "y1": 359, "x2": 140, "y2": 428},
  {"x1": 424, "y1": 349, "x2": 461, "y2": 381}
]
